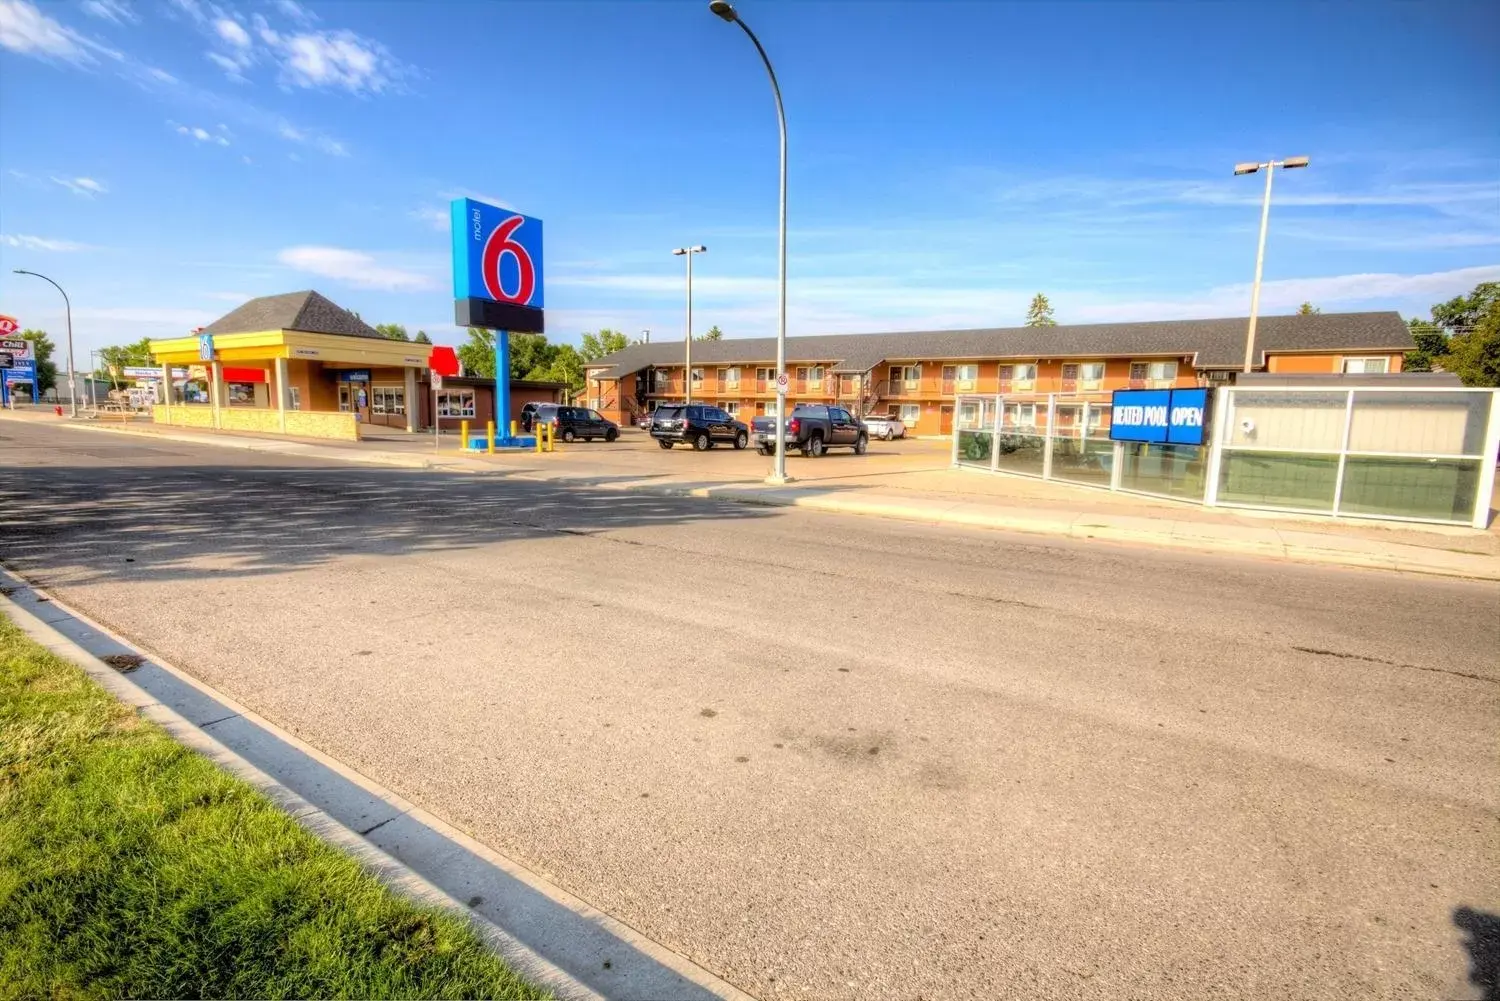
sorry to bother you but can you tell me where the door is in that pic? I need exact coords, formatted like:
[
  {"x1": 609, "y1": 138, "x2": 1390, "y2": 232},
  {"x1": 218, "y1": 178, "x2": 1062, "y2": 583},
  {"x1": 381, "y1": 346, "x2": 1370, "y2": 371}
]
[
  {"x1": 941, "y1": 366, "x2": 956, "y2": 395},
  {"x1": 939, "y1": 405, "x2": 954, "y2": 435},
  {"x1": 828, "y1": 408, "x2": 857, "y2": 445}
]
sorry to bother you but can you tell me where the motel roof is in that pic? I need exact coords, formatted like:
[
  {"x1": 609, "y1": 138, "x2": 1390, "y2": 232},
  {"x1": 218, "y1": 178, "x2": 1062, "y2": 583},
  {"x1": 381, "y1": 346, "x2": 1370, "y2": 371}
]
[
  {"x1": 203, "y1": 290, "x2": 383, "y2": 339},
  {"x1": 583, "y1": 311, "x2": 1414, "y2": 379}
]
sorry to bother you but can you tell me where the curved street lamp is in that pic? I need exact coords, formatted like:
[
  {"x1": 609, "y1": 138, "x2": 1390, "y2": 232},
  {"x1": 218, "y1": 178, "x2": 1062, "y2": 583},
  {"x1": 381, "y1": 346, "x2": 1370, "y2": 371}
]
[
  {"x1": 708, "y1": 0, "x2": 790, "y2": 483},
  {"x1": 1232, "y1": 156, "x2": 1309, "y2": 374},
  {"x1": 13, "y1": 269, "x2": 77, "y2": 416}
]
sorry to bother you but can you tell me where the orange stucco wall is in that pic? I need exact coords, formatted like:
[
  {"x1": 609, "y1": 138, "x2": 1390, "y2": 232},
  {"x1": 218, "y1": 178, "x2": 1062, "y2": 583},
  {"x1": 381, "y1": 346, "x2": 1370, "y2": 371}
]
[{"x1": 1267, "y1": 352, "x2": 1404, "y2": 374}]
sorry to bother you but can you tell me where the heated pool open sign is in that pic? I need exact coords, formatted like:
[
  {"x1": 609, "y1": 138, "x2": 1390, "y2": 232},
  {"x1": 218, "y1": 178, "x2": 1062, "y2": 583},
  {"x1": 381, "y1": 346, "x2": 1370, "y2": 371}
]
[{"x1": 1108, "y1": 388, "x2": 1209, "y2": 446}]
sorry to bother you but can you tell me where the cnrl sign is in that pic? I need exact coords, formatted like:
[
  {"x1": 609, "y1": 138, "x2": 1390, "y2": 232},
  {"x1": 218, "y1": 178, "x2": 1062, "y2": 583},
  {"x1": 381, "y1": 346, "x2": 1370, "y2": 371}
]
[{"x1": 1108, "y1": 388, "x2": 1209, "y2": 446}]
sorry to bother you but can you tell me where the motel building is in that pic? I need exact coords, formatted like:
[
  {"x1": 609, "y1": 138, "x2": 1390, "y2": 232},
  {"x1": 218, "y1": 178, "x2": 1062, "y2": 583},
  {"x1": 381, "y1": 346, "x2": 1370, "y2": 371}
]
[
  {"x1": 582, "y1": 311, "x2": 1415, "y2": 435},
  {"x1": 146, "y1": 291, "x2": 564, "y2": 440}
]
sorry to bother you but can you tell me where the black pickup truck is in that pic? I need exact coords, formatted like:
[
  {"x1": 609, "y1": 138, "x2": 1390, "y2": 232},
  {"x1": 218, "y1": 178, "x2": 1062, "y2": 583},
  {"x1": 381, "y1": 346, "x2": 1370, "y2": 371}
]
[{"x1": 751, "y1": 404, "x2": 868, "y2": 457}]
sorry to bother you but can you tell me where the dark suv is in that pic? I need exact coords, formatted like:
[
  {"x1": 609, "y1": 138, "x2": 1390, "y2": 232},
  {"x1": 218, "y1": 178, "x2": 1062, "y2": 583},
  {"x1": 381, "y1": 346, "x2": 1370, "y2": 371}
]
[
  {"x1": 650, "y1": 404, "x2": 749, "y2": 451},
  {"x1": 527, "y1": 403, "x2": 619, "y2": 442}
]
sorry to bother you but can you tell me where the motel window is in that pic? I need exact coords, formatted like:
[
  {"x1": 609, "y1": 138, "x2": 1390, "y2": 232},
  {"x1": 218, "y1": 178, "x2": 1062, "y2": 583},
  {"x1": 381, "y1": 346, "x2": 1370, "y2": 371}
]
[
  {"x1": 956, "y1": 364, "x2": 979, "y2": 382},
  {"x1": 1149, "y1": 360, "x2": 1178, "y2": 382},
  {"x1": 1012, "y1": 363, "x2": 1038, "y2": 384},
  {"x1": 1003, "y1": 402, "x2": 1037, "y2": 427},
  {"x1": 691, "y1": 368, "x2": 704, "y2": 385},
  {"x1": 372, "y1": 385, "x2": 405, "y2": 415},
  {"x1": 722, "y1": 367, "x2": 741, "y2": 387},
  {"x1": 1341, "y1": 356, "x2": 1390, "y2": 374},
  {"x1": 288, "y1": 386, "x2": 301, "y2": 411},
  {"x1": 890, "y1": 365, "x2": 921, "y2": 386},
  {"x1": 1079, "y1": 362, "x2": 1106, "y2": 385},
  {"x1": 721, "y1": 401, "x2": 740, "y2": 416},
  {"x1": 899, "y1": 403, "x2": 920, "y2": 423},
  {"x1": 437, "y1": 390, "x2": 476, "y2": 418}
]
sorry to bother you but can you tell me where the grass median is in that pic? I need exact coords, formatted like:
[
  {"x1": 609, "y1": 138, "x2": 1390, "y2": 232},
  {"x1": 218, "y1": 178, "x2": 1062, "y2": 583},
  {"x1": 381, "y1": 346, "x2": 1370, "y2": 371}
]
[{"x1": 0, "y1": 612, "x2": 548, "y2": 1000}]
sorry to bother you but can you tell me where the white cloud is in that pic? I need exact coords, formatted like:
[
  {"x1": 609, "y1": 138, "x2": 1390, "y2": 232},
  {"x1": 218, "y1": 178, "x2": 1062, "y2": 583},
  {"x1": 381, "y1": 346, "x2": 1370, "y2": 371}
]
[
  {"x1": 273, "y1": 0, "x2": 315, "y2": 25},
  {"x1": 0, "y1": 0, "x2": 102, "y2": 63},
  {"x1": 144, "y1": 65, "x2": 176, "y2": 83},
  {"x1": 241, "y1": 154, "x2": 252, "y2": 164},
  {"x1": 169, "y1": 120, "x2": 231, "y2": 146},
  {"x1": 276, "y1": 120, "x2": 346, "y2": 156},
  {"x1": 277, "y1": 246, "x2": 436, "y2": 291},
  {"x1": 0, "y1": 233, "x2": 96, "y2": 251},
  {"x1": 205, "y1": 290, "x2": 252, "y2": 302},
  {"x1": 411, "y1": 205, "x2": 450, "y2": 231},
  {"x1": 277, "y1": 29, "x2": 400, "y2": 94},
  {"x1": 214, "y1": 16, "x2": 250, "y2": 47},
  {"x1": 81, "y1": 0, "x2": 137, "y2": 24},
  {"x1": 206, "y1": 49, "x2": 247, "y2": 78},
  {"x1": 50, "y1": 175, "x2": 107, "y2": 197},
  {"x1": 165, "y1": 0, "x2": 206, "y2": 25}
]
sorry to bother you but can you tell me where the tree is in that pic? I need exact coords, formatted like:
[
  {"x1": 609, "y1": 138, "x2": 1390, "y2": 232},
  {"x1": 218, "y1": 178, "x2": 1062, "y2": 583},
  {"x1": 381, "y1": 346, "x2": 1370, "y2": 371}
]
[
  {"x1": 1025, "y1": 294, "x2": 1057, "y2": 327},
  {"x1": 414, "y1": 330, "x2": 432, "y2": 344},
  {"x1": 531, "y1": 344, "x2": 585, "y2": 393},
  {"x1": 97, "y1": 337, "x2": 153, "y2": 389},
  {"x1": 696, "y1": 325, "x2": 723, "y2": 342},
  {"x1": 375, "y1": 323, "x2": 410, "y2": 341},
  {"x1": 579, "y1": 329, "x2": 628, "y2": 362},
  {"x1": 1403, "y1": 282, "x2": 1500, "y2": 386},
  {"x1": 1403, "y1": 318, "x2": 1447, "y2": 373},
  {"x1": 1297, "y1": 301, "x2": 1321, "y2": 315},
  {"x1": 19, "y1": 329, "x2": 58, "y2": 393},
  {"x1": 457, "y1": 328, "x2": 496, "y2": 379}
]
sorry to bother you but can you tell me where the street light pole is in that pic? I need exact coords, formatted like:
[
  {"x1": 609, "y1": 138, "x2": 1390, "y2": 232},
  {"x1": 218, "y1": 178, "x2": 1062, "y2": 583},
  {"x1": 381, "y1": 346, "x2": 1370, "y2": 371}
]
[
  {"x1": 1233, "y1": 156, "x2": 1309, "y2": 374},
  {"x1": 672, "y1": 246, "x2": 706, "y2": 403},
  {"x1": 13, "y1": 269, "x2": 77, "y2": 416},
  {"x1": 709, "y1": 0, "x2": 789, "y2": 484}
]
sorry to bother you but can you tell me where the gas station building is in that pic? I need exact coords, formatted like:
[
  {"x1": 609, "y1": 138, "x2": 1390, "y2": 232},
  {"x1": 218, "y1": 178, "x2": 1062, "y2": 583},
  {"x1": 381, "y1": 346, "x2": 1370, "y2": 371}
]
[{"x1": 147, "y1": 291, "x2": 433, "y2": 441}]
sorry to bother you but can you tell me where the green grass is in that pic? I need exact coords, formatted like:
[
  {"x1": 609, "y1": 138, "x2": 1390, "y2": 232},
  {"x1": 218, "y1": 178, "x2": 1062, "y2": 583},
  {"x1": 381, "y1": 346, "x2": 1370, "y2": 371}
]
[{"x1": 0, "y1": 613, "x2": 548, "y2": 1000}]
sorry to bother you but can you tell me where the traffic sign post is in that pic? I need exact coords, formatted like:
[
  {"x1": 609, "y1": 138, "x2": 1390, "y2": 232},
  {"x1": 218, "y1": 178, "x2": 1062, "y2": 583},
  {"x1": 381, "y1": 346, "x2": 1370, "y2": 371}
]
[
  {"x1": 428, "y1": 346, "x2": 461, "y2": 450},
  {"x1": 775, "y1": 372, "x2": 789, "y2": 395}
]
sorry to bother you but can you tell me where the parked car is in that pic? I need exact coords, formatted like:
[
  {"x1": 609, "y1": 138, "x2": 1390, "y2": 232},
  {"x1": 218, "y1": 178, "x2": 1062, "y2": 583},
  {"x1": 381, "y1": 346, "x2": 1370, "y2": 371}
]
[
  {"x1": 532, "y1": 404, "x2": 619, "y2": 442},
  {"x1": 650, "y1": 404, "x2": 749, "y2": 450},
  {"x1": 862, "y1": 413, "x2": 907, "y2": 440},
  {"x1": 751, "y1": 404, "x2": 867, "y2": 457},
  {"x1": 634, "y1": 410, "x2": 654, "y2": 430},
  {"x1": 519, "y1": 402, "x2": 548, "y2": 432}
]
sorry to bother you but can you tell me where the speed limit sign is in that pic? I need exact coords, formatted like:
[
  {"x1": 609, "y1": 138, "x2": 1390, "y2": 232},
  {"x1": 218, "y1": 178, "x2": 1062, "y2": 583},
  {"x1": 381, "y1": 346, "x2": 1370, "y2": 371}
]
[{"x1": 775, "y1": 372, "x2": 789, "y2": 395}]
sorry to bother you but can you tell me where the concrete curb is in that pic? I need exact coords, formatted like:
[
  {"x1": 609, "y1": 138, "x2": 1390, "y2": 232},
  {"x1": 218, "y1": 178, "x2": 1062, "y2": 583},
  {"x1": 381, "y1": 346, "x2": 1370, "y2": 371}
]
[
  {"x1": 22, "y1": 414, "x2": 1500, "y2": 582},
  {"x1": 0, "y1": 569, "x2": 755, "y2": 1001}
]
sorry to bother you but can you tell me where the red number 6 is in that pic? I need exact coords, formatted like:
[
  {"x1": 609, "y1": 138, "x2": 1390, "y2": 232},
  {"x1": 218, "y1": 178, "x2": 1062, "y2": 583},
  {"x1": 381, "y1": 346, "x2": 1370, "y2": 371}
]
[{"x1": 481, "y1": 215, "x2": 536, "y2": 305}]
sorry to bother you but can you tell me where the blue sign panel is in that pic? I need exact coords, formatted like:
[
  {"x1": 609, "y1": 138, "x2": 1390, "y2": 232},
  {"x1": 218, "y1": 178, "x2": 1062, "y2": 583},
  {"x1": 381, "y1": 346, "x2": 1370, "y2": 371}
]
[
  {"x1": 337, "y1": 369, "x2": 372, "y2": 382},
  {"x1": 1109, "y1": 388, "x2": 1209, "y2": 446},
  {"x1": 451, "y1": 198, "x2": 544, "y2": 309},
  {"x1": 198, "y1": 333, "x2": 215, "y2": 360},
  {"x1": 1165, "y1": 387, "x2": 1209, "y2": 445},
  {"x1": 1108, "y1": 389, "x2": 1172, "y2": 443}
]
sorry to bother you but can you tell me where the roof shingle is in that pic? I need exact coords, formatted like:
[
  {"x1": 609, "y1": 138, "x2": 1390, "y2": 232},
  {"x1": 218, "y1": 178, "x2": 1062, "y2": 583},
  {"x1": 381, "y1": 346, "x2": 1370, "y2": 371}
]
[
  {"x1": 204, "y1": 290, "x2": 383, "y2": 339},
  {"x1": 583, "y1": 311, "x2": 1413, "y2": 379}
]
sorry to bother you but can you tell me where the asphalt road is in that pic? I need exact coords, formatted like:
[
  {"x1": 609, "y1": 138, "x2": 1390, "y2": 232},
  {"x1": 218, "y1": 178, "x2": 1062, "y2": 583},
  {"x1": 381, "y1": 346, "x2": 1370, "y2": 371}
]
[{"x1": 3, "y1": 420, "x2": 1497, "y2": 1001}]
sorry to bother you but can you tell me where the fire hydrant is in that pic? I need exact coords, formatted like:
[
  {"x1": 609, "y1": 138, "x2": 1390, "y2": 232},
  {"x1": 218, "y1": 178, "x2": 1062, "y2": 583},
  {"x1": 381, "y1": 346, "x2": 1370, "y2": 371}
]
[{"x1": 54, "y1": 405, "x2": 63, "y2": 417}]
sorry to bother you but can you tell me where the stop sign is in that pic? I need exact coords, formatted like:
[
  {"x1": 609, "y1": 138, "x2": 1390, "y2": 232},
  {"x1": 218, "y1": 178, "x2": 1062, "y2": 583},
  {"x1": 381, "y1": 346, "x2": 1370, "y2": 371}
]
[{"x1": 429, "y1": 345, "x2": 460, "y2": 378}]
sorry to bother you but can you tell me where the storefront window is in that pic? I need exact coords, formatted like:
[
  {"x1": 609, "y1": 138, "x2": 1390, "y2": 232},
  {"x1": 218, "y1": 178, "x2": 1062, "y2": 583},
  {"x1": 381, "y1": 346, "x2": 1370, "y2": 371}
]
[
  {"x1": 438, "y1": 390, "x2": 475, "y2": 418},
  {"x1": 372, "y1": 386, "x2": 405, "y2": 414},
  {"x1": 227, "y1": 382, "x2": 256, "y2": 406}
]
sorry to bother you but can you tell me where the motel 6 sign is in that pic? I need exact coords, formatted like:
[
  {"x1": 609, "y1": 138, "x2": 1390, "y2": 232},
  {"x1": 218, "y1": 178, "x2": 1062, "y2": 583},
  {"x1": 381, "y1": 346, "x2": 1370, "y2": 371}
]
[{"x1": 450, "y1": 198, "x2": 545, "y2": 334}]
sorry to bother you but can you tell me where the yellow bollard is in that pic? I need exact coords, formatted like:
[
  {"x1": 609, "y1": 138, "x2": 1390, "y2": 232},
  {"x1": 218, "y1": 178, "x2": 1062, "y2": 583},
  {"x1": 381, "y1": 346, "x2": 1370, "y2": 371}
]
[
  {"x1": 535, "y1": 421, "x2": 544, "y2": 453},
  {"x1": 460, "y1": 419, "x2": 469, "y2": 451},
  {"x1": 510, "y1": 419, "x2": 519, "y2": 439},
  {"x1": 486, "y1": 420, "x2": 495, "y2": 454}
]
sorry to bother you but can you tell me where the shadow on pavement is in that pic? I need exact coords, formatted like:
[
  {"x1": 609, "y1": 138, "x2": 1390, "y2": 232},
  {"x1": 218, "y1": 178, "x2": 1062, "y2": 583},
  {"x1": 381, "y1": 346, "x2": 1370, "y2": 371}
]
[
  {"x1": 1455, "y1": 906, "x2": 1500, "y2": 1001},
  {"x1": 0, "y1": 459, "x2": 773, "y2": 585}
]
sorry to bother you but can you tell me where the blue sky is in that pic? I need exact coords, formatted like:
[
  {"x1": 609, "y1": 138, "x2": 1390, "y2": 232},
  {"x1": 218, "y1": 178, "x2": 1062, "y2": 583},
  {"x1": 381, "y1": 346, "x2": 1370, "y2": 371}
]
[{"x1": 1, "y1": 0, "x2": 1497, "y2": 361}]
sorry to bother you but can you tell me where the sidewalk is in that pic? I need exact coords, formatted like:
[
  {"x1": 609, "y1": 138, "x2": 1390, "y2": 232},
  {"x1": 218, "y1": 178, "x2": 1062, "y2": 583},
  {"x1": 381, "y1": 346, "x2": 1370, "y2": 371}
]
[{"x1": 10, "y1": 410, "x2": 1499, "y2": 581}]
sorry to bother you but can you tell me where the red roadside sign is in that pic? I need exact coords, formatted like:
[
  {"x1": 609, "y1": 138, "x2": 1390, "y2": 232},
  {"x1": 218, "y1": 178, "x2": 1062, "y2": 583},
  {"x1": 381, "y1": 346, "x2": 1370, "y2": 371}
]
[
  {"x1": 0, "y1": 315, "x2": 18, "y2": 336},
  {"x1": 429, "y1": 346, "x2": 460, "y2": 378}
]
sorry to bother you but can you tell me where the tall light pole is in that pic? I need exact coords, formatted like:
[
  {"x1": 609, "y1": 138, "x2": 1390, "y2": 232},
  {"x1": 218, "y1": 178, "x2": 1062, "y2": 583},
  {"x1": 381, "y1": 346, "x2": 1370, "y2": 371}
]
[
  {"x1": 709, "y1": 0, "x2": 789, "y2": 483},
  {"x1": 1233, "y1": 156, "x2": 1309, "y2": 374},
  {"x1": 642, "y1": 328, "x2": 651, "y2": 344},
  {"x1": 13, "y1": 269, "x2": 77, "y2": 416},
  {"x1": 672, "y1": 245, "x2": 707, "y2": 403}
]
